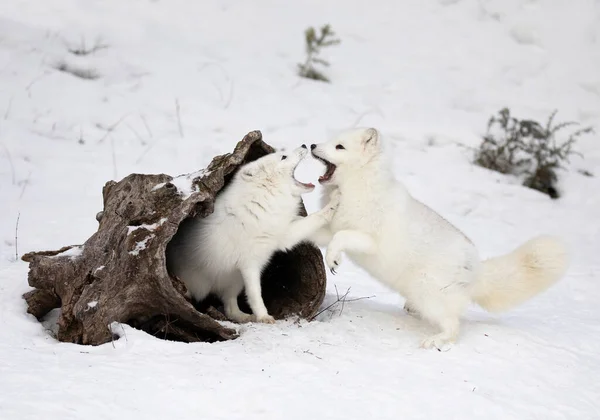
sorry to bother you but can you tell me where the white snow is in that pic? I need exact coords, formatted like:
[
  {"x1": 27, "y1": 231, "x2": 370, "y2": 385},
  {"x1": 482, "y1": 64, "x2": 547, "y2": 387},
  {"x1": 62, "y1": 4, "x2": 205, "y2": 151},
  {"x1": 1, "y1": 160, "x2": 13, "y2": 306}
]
[
  {"x1": 153, "y1": 169, "x2": 210, "y2": 198},
  {"x1": 49, "y1": 245, "x2": 84, "y2": 259},
  {"x1": 129, "y1": 234, "x2": 155, "y2": 256},
  {"x1": 1, "y1": 0, "x2": 599, "y2": 419},
  {"x1": 127, "y1": 217, "x2": 168, "y2": 235},
  {"x1": 151, "y1": 182, "x2": 166, "y2": 191},
  {"x1": 86, "y1": 301, "x2": 98, "y2": 309},
  {"x1": 169, "y1": 169, "x2": 211, "y2": 199}
]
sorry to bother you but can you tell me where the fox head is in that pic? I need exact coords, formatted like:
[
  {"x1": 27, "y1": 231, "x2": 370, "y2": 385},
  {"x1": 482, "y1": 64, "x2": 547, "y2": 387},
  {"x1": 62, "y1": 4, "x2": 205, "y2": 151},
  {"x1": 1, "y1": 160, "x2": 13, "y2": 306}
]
[
  {"x1": 310, "y1": 127, "x2": 382, "y2": 186},
  {"x1": 237, "y1": 145, "x2": 315, "y2": 196}
]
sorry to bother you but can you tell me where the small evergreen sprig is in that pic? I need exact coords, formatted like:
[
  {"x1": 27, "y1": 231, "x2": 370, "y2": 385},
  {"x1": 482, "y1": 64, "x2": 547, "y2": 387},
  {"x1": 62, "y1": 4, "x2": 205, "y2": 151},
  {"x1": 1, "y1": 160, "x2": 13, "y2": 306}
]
[{"x1": 297, "y1": 24, "x2": 341, "y2": 83}]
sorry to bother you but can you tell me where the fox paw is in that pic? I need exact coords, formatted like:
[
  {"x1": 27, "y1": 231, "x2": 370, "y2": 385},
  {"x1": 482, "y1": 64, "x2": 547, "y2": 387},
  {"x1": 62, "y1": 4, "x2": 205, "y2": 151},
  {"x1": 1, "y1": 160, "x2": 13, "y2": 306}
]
[
  {"x1": 318, "y1": 208, "x2": 336, "y2": 223},
  {"x1": 420, "y1": 335, "x2": 454, "y2": 352},
  {"x1": 319, "y1": 189, "x2": 340, "y2": 218},
  {"x1": 320, "y1": 199, "x2": 340, "y2": 222},
  {"x1": 255, "y1": 314, "x2": 275, "y2": 324},
  {"x1": 325, "y1": 250, "x2": 342, "y2": 275},
  {"x1": 327, "y1": 188, "x2": 341, "y2": 207},
  {"x1": 229, "y1": 313, "x2": 254, "y2": 324},
  {"x1": 224, "y1": 307, "x2": 255, "y2": 324}
]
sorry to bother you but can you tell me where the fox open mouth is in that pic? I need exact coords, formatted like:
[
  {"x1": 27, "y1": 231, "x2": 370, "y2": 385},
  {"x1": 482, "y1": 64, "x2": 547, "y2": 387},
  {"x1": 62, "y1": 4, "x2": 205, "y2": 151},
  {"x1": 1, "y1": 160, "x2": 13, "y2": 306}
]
[
  {"x1": 313, "y1": 155, "x2": 336, "y2": 183},
  {"x1": 294, "y1": 177, "x2": 314, "y2": 189},
  {"x1": 292, "y1": 163, "x2": 315, "y2": 189}
]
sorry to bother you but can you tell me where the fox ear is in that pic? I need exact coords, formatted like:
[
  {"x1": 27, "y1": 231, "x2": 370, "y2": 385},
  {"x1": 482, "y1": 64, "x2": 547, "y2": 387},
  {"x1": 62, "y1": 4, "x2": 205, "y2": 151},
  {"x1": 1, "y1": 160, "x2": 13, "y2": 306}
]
[{"x1": 363, "y1": 128, "x2": 379, "y2": 148}]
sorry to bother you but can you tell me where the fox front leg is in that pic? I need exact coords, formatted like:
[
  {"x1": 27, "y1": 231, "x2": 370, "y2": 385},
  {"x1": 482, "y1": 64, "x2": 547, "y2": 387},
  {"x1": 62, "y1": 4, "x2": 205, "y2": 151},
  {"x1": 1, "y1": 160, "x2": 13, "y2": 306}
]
[
  {"x1": 325, "y1": 230, "x2": 376, "y2": 274},
  {"x1": 239, "y1": 265, "x2": 275, "y2": 324},
  {"x1": 279, "y1": 192, "x2": 340, "y2": 250}
]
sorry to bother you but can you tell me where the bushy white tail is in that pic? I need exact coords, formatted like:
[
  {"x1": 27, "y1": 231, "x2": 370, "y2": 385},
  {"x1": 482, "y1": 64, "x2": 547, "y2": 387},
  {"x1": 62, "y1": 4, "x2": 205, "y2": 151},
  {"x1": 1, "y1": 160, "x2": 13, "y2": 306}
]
[{"x1": 471, "y1": 235, "x2": 569, "y2": 312}]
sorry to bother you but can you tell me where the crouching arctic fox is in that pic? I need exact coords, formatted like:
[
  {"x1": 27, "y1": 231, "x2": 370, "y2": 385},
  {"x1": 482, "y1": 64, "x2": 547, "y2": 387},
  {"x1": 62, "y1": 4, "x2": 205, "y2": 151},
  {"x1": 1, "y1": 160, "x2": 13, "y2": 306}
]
[
  {"x1": 167, "y1": 145, "x2": 338, "y2": 324},
  {"x1": 310, "y1": 127, "x2": 569, "y2": 350}
]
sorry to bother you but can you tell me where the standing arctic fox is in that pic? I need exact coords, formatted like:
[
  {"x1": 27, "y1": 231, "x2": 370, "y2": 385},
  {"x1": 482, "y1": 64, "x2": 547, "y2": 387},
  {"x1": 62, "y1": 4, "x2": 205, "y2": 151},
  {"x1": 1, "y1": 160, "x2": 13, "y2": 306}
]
[
  {"x1": 310, "y1": 127, "x2": 569, "y2": 350},
  {"x1": 167, "y1": 145, "x2": 338, "y2": 324}
]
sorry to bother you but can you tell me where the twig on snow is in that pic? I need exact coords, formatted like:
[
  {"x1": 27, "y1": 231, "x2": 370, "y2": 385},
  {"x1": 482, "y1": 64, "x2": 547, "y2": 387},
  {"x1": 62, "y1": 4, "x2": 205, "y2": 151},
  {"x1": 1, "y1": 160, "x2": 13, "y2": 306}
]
[
  {"x1": 302, "y1": 350, "x2": 322, "y2": 360},
  {"x1": 15, "y1": 212, "x2": 21, "y2": 261},
  {"x1": 308, "y1": 285, "x2": 375, "y2": 321},
  {"x1": 109, "y1": 135, "x2": 118, "y2": 180},
  {"x1": 140, "y1": 114, "x2": 153, "y2": 138},
  {"x1": 134, "y1": 116, "x2": 158, "y2": 164},
  {"x1": 1, "y1": 143, "x2": 16, "y2": 185},
  {"x1": 135, "y1": 143, "x2": 157, "y2": 165},
  {"x1": 223, "y1": 80, "x2": 234, "y2": 110},
  {"x1": 26, "y1": 72, "x2": 50, "y2": 98},
  {"x1": 4, "y1": 96, "x2": 13, "y2": 120},
  {"x1": 19, "y1": 171, "x2": 32, "y2": 200},
  {"x1": 175, "y1": 98, "x2": 184, "y2": 138},
  {"x1": 125, "y1": 123, "x2": 147, "y2": 146},
  {"x1": 96, "y1": 114, "x2": 130, "y2": 143}
]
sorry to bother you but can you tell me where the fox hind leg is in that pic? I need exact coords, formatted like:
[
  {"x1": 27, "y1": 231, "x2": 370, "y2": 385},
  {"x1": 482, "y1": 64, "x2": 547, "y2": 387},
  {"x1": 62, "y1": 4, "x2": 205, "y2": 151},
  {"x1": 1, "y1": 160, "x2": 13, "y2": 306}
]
[{"x1": 407, "y1": 273, "x2": 469, "y2": 351}]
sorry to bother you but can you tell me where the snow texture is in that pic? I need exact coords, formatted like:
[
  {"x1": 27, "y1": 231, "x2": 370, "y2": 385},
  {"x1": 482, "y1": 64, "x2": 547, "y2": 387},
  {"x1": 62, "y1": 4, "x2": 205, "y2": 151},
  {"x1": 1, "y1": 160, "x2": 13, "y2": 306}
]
[
  {"x1": 129, "y1": 234, "x2": 155, "y2": 256},
  {"x1": 49, "y1": 245, "x2": 84, "y2": 259},
  {"x1": 169, "y1": 169, "x2": 210, "y2": 199},
  {"x1": 127, "y1": 217, "x2": 168, "y2": 235},
  {"x1": 1, "y1": 0, "x2": 599, "y2": 419}
]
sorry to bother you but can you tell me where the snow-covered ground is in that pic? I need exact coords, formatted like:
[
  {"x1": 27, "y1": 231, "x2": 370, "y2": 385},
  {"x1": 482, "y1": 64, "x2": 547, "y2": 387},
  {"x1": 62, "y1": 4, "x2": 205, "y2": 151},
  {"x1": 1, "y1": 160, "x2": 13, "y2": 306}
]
[{"x1": 1, "y1": 0, "x2": 600, "y2": 418}]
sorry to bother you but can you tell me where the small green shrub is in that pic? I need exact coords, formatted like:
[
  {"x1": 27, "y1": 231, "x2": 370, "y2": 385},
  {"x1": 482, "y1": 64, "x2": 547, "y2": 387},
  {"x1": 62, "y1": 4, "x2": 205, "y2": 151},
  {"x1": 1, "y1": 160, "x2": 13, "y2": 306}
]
[
  {"x1": 474, "y1": 108, "x2": 594, "y2": 198},
  {"x1": 297, "y1": 24, "x2": 341, "y2": 83}
]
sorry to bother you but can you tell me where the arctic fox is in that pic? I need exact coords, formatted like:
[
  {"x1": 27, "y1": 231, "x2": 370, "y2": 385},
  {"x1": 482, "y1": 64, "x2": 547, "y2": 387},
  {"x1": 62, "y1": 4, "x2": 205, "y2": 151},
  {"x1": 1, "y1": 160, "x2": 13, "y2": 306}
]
[
  {"x1": 310, "y1": 127, "x2": 569, "y2": 350},
  {"x1": 166, "y1": 145, "x2": 338, "y2": 324}
]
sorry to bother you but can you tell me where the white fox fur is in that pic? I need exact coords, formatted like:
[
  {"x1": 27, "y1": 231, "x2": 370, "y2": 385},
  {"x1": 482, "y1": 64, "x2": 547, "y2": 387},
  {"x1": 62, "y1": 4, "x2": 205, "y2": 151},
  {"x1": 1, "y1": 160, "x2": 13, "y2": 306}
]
[
  {"x1": 166, "y1": 145, "x2": 337, "y2": 324},
  {"x1": 310, "y1": 127, "x2": 569, "y2": 350}
]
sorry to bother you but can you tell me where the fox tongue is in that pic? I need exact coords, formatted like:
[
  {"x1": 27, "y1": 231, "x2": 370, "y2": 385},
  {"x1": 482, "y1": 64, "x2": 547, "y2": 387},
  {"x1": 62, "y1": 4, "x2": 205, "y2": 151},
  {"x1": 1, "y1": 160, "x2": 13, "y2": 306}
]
[
  {"x1": 319, "y1": 163, "x2": 335, "y2": 182},
  {"x1": 294, "y1": 172, "x2": 314, "y2": 189}
]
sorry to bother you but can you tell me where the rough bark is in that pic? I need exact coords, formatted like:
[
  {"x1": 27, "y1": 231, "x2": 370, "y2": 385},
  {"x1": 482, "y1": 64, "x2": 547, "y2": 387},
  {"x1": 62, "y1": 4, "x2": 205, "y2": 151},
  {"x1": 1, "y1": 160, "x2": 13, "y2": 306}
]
[{"x1": 22, "y1": 130, "x2": 327, "y2": 345}]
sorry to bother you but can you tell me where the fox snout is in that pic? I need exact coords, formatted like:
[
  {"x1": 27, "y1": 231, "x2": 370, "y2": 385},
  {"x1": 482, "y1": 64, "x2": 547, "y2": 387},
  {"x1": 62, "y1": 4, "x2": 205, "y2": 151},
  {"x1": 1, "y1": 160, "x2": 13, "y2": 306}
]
[
  {"x1": 309, "y1": 144, "x2": 325, "y2": 160},
  {"x1": 293, "y1": 145, "x2": 308, "y2": 159}
]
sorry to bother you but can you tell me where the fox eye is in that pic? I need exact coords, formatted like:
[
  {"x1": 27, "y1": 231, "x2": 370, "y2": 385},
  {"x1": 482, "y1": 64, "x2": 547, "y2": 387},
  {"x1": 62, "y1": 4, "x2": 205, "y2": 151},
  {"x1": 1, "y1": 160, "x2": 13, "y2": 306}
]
[
  {"x1": 336, "y1": 144, "x2": 345, "y2": 150},
  {"x1": 281, "y1": 155, "x2": 287, "y2": 160}
]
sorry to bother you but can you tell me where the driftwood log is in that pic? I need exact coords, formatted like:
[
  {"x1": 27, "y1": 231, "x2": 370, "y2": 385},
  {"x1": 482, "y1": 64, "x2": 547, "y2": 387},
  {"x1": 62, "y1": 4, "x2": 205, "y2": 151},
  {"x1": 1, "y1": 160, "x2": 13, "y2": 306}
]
[{"x1": 22, "y1": 131, "x2": 327, "y2": 345}]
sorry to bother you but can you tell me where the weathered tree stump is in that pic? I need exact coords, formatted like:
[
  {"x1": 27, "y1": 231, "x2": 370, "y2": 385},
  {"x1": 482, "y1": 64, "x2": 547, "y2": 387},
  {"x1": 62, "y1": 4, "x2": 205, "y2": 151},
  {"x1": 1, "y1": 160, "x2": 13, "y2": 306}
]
[{"x1": 22, "y1": 131, "x2": 327, "y2": 345}]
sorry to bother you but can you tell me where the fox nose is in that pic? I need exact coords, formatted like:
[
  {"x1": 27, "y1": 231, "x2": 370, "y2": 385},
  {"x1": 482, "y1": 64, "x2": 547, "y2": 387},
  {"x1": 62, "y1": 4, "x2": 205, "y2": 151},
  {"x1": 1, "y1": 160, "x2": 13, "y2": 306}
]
[
  {"x1": 310, "y1": 144, "x2": 316, "y2": 150},
  {"x1": 301, "y1": 144, "x2": 307, "y2": 149}
]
